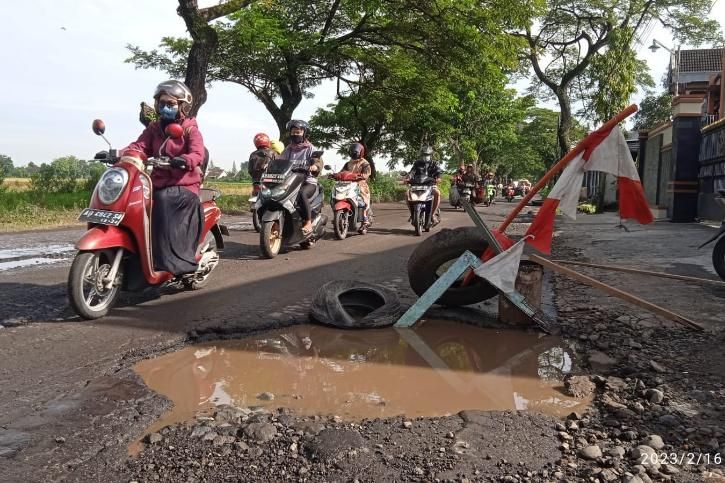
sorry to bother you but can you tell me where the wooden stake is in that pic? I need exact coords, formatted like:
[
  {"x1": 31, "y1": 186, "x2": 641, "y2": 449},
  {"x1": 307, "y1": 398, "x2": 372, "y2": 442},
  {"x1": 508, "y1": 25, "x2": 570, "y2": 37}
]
[
  {"x1": 551, "y1": 259, "x2": 725, "y2": 288},
  {"x1": 529, "y1": 254, "x2": 705, "y2": 332}
]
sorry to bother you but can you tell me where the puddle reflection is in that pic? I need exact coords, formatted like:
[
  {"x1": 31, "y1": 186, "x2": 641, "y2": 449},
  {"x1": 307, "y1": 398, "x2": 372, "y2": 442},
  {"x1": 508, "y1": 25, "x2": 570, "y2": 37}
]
[{"x1": 134, "y1": 320, "x2": 588, "y2": 431}]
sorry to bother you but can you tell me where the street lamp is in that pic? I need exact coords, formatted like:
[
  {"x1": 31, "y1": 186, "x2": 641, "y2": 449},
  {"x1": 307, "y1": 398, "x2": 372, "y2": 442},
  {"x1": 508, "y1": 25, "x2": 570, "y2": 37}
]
[{"x1": 649, "y1": 39, "x2": 680, "y2": 95}]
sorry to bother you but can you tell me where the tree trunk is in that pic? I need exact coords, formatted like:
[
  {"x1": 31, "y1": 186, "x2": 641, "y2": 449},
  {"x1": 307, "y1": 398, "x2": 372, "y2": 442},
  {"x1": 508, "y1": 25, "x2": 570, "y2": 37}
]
[
  {"x1": 177, "y1": 1, "x2": 218, "y2": 116},
  {"x1": 555, "y1": 88, "x2": 573, "y2": 160}
]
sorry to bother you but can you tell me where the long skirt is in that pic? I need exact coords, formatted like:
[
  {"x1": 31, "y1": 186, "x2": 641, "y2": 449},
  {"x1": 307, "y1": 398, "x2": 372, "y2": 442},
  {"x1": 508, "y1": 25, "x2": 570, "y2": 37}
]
[{"x1": 152, "y1": 186, "x2": 203, "y2": 276}]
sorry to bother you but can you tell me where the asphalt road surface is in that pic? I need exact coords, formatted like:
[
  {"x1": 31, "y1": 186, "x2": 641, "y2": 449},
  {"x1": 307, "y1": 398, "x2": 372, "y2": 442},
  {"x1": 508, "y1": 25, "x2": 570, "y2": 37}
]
[{"x1": 0, "y1": 200, "x2": 523, "y2": 481}]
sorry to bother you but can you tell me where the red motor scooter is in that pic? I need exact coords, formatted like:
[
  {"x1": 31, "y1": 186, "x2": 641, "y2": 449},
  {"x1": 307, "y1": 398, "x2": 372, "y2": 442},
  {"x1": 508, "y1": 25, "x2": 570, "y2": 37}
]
[{"x1": 67, "y1": 119, "x2": 228, "y2": 320}]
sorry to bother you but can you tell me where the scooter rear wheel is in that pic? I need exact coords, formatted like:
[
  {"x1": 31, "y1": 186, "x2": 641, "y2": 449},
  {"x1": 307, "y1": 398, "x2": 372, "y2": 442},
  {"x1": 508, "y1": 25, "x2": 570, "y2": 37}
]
[
  {"x1": 261, "y1": 220, "x2": 283, "y2": 259},
  {"x1": 68, "y1": 250, "x2": 123, "y2": 320},
  {"x1": 184, "y1": 232, "x2": 220, "y2": 290}
]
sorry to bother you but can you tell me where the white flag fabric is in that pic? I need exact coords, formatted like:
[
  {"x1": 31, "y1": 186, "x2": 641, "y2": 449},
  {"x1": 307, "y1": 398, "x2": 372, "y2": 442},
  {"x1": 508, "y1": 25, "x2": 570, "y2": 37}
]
[{"x1": 473, "y1": 237, "x2": 528, "y2": 294}]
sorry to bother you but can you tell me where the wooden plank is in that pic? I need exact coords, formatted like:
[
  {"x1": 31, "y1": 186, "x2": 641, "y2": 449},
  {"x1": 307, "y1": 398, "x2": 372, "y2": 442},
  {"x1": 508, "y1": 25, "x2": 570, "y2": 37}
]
[
  {"x1": 529, "y1": 254, "x2": 705, "y2": 332},
  {"x1": 551, "y1": 260, "x2": 725, "y2": 288}
]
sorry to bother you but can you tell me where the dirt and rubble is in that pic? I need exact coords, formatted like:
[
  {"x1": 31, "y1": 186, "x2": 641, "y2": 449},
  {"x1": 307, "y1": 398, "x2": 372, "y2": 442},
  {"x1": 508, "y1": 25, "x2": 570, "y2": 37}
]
[{"x1": 119, "y1": 216, "x2": 725, "y2": 482}]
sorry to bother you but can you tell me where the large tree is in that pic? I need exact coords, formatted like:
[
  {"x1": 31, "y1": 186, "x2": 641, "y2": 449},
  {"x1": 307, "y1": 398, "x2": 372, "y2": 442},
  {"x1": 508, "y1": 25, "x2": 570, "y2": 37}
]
[
  {"x1": 130, "y1": 0, "x2": 534, "y2": 143},
  {"x1": 517, "y1": 0, "x2": 721, "y2": 154}
]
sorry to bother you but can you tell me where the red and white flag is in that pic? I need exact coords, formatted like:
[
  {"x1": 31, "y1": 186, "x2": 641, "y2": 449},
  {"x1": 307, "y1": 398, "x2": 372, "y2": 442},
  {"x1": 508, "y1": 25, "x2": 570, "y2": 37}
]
[{"x1": 525, "y1": 127, "x2": 653, "y2": 254}]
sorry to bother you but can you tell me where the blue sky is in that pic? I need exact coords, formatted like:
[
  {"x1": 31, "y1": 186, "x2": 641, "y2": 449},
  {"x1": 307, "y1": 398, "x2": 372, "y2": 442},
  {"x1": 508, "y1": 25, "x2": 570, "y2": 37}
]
[{"x1": 0, "y1": 1, "x2": 721, "y2": 171}]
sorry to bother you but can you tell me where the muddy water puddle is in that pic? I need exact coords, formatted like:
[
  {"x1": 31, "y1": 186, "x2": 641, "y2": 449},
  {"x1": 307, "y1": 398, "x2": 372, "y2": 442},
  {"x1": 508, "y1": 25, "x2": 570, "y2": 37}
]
[{"x1": 135, "y1": 320, "x2": 588, "y2": 437}]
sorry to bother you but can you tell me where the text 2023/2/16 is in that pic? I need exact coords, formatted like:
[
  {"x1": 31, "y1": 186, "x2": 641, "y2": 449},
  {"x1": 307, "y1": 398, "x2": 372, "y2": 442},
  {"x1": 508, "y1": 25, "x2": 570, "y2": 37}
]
[{"x1": 641, "y1": 452, "x2": 722, "y2": 466}]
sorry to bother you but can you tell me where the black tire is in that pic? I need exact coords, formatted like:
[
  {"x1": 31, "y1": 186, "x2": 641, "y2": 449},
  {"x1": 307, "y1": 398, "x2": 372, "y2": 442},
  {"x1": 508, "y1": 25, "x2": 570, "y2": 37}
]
[
  {"x1": 407, "y1": 226, "x2": 498, "y2": 306},
  {"x1": 333, "y1": 210, "x2": 349, "y2": 240},
  {"x1": 260, "y1": 220, "x2": 282, "y2": 259},
  {"x1": 310, "y1": 280, "x2": 402, "y2": 328},
  {"x1": 713, "y1": 237, "x2": 725, "y2": 281},
  {"x1": 252, "y1": 209, "x2": 261, "y2": 233},
  {"x1": 413, "y1": 206, "x2": 423, "y2": 236},
  {"x1": 68, "y1": 251, "x2": 123, "y2": 320}
]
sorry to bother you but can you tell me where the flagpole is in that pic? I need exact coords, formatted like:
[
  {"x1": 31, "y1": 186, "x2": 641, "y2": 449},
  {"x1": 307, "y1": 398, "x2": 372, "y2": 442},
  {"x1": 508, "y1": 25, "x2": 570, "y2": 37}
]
[{"x1": 497, "y1": 104, "x2": 638, "y2": 234}]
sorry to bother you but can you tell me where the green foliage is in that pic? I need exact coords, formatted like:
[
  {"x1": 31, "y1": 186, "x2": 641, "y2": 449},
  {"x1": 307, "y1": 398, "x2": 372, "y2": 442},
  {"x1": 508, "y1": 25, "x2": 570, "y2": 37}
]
[
  {"x1": 632, "y1": 91, "x2": 673, "y2": 130},
  {"x1": 577, "y1": 202, "x2": 597, "y2": 215},
  {"x1": 85, "y1": 162, "x2": 107, "y2": 192},
  {"x1": 0, "y1": 189, "x2": 90, "y2": 230},
  {"x1": 497, "y1": 107, "x2": 587, "y2": 180},
  {"x1": 521, "y1": 0, "x2": 722, "y2": 152},
  {"x1": 0, "y1": 154, "x2": 12, "y2": 188},
  {"x1": 585, "y1": 28, "x2": 653, "y2": 124}
]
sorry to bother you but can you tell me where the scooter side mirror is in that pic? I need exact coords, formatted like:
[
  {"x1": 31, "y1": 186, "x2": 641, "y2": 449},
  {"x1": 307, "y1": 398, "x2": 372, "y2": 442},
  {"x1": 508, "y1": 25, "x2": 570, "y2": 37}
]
[
  {"x1": 323, "y1": 164, "x2": 332, "y2": 171},
  {"x1": 92, "y1": 119, "x2": 106, "y2": 136},
  {"x1": 165, "y1": 123, "x2": 184, "y2": 139}
]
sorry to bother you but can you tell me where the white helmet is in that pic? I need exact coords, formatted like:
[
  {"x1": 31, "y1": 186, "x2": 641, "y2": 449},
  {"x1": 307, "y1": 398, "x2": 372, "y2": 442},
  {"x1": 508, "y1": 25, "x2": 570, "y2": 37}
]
[{"x1": 154, "y1": 80, "x2": 193, "y2": 116}]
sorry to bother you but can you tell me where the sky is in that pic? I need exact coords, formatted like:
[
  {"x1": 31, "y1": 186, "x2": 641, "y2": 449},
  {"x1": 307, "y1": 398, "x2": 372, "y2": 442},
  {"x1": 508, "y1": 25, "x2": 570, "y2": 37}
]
[{"x1": 0, "y1": 1, "x2": 723, "y2": 171}]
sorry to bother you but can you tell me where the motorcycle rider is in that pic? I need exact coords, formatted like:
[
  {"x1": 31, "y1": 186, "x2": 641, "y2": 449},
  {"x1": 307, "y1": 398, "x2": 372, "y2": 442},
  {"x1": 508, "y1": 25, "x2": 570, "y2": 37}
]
[
  {"x1": 248, "y1": 132, "x2": 277, "y2": 182},
  {"x1": 406, "y1": 145, "x2": 442, "y2": 225},
  {"x1": 277, "y1": 119, "x2": 322, "y2": 235},
  {"x1": 460, "y1": 164, "x2": 482, "y2": 203},
  {"x1": 270, "y1": 139, "x2": 285, "y2": 156},
  {"x1": 339, "y1": 142, "x2": 372, "y2": 231},
  {"x1": 124, "y1": 80, "x2": 205, "y2": 276}
]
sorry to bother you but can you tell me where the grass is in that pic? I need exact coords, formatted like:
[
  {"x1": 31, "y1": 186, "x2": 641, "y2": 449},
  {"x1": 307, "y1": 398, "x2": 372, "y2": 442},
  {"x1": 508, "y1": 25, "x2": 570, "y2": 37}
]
[
  {"x1": 0, "y1": 190, "x2": 90, "y2": 231},
  {"x1": 0, "y1": 175, "x2": 411, "y2": 231},
  {"x1": 577, "y1": 202, "x2": 598, "y2": 214}
]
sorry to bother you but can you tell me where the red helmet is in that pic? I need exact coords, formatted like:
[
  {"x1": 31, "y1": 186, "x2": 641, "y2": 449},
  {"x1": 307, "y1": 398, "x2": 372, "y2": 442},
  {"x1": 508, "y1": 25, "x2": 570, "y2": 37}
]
[{"x1": 253, "y1": 132, "x2": 271, "y2": 149}]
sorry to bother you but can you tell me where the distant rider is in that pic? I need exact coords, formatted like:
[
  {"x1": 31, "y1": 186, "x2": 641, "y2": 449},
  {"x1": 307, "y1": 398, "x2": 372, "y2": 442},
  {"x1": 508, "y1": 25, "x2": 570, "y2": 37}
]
[
  {"x1": 406, "y1": 146, "x2": 442, "y2": 225},
  {"x1": 276, "y1": 120, "x2": 322, "y2": 235},
  {"x1": 340, "y1": 143, "x2": 372, "y2": 232},
  {"x1": 248, "y1": 133, "x2": 277, "y2": 182}
]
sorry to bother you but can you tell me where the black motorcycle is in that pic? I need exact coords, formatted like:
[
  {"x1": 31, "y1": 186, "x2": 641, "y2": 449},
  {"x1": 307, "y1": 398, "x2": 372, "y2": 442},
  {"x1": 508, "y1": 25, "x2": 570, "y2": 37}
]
[
  {"x1": 256, "y1": 153, "x2": 328, "y2": 258},
  {"x1": 699, "y1": 189, "x2": 725, "y2": 280}
]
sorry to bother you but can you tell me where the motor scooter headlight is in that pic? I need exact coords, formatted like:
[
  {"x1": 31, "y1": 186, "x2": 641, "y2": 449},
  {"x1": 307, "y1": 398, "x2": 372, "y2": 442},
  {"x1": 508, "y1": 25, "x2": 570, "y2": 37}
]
[{"x1": 97, "y1": 168, "x2": 129, "y2": 205}]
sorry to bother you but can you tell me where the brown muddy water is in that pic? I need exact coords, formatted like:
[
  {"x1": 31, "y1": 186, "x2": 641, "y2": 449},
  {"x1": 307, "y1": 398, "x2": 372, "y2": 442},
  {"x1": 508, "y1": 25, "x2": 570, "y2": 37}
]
[{"x1": 134, "y1": 320, "x2": 588, "y2": 438}]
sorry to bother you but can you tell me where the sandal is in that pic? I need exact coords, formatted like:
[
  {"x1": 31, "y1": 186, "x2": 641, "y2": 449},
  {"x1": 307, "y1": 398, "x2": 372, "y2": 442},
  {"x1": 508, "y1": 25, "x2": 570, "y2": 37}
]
[{"x1": 302, "y1": 225, "x2": 313, "y2": 236}]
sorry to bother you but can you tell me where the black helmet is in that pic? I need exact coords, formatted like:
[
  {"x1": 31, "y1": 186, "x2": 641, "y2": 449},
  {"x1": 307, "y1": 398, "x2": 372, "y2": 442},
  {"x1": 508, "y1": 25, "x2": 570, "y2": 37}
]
[
  {"x1": 154, "y1": 80, "x2": 193, "y2": 116},
  {"x1": 349, "y1": 143, "x2": 365, "y2": 159},
  {"x1": 286, "y1": 119, "x2": 309, "y2": 137}
]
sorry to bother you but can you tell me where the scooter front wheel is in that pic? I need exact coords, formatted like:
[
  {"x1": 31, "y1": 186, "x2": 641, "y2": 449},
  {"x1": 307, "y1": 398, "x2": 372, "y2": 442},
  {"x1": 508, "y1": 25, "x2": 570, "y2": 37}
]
[
  {"x1": 260, "y1": 220, "x2": 283, "y2": 259},
  {"x1": 413, "y1": 207, "x2": 423, "y2": 236},
  {"x1": 333, "y1": 210, "x2": 349, "y2": 240},
  {"x1": 252, "y1": 209, "x2": 261, "y2": 233},
  {"x1": 68, "y1": 250, "x2": 123, "y2": 320}
]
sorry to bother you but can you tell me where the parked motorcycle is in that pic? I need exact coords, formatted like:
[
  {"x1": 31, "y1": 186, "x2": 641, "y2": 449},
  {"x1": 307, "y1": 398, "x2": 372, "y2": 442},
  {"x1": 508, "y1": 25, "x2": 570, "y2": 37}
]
[
  {"x1": 699, "y1": 189, "x2": 725, "y2": 280},
  {"x1": 327, "y1": 165, "x2": 371, "y2": 239},
  {"x1": 407, "y1": 175, "x2": 438, "y2": 236},
  {"x1": 504, "y1": 185, "x2": 515, "y2": 202},
  {"x1": 256, "y1": 153, "x2": 327, "y2": 258},
  {"x1": 68, "y1": 120, "x2": 227, "y2": 320},
  {"x1": 249, "y1": 182, "x2": 262, "y2": 232}
]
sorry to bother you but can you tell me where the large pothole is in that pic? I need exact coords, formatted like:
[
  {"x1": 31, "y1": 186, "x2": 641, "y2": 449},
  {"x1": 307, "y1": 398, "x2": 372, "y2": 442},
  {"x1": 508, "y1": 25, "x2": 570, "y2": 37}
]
[{"x1": 134, "y1": 319, "x2": 589, "y2": 436}]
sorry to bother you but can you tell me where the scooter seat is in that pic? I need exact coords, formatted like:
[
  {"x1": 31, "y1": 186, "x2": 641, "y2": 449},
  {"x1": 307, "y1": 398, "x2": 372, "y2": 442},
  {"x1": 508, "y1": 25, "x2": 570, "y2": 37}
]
[{"x1": 199, "y1": 188, "x2": 219, "y2": 203}]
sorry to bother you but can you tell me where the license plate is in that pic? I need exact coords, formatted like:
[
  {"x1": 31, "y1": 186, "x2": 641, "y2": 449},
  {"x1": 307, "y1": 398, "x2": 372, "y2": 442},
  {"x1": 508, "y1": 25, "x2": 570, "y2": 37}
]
[
  {"x1": 78, "y1": 208, "x2": 125, "y2": 226},
  {"x1": 411, "y1": 185, "x2": 428, "y2": 191},
  {"x1": 262, "y1": 174, "x2": 285, "y2": 183}
]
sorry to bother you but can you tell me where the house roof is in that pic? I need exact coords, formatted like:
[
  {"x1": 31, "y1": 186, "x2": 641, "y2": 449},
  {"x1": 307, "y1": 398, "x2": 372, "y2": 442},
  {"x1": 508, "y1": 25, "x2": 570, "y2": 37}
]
[{"x1": 678, "y1": 48, "x2": 723, "y2": 73}]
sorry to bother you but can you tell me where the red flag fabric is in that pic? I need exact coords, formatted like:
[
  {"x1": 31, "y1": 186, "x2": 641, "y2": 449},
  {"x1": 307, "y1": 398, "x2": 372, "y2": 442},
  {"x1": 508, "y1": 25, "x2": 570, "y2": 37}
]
[{"x1": 525, "y1": 128, "x2": 653, "y2": 254}]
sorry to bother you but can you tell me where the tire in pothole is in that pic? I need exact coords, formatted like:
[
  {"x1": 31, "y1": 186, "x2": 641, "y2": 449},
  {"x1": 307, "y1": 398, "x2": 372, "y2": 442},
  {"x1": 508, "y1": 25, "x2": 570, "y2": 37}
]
[
  {"x1": 310, "y1": 280, "x2": 402, "y2": 328},
  {"x1": 407, "y1": 226, "x2": 498, "y2": 306}
]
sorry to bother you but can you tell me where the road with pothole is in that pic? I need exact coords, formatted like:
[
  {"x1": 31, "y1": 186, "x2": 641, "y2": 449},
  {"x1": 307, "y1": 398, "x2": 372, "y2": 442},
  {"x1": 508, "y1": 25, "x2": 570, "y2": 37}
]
[{"x1": 0, "y1": 200, "x2": 533, "y2": 482}]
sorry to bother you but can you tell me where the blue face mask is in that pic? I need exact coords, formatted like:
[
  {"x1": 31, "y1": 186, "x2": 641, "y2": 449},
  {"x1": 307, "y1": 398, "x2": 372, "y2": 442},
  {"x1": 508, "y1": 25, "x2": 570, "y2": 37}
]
[{"x1": 159, "y1": 105, "x2": 178, "y2": 120}]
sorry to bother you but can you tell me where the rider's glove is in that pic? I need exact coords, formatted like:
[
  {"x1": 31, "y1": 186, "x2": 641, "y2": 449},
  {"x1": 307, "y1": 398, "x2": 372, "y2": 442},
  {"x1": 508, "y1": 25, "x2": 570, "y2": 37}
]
[
  {"x1": 170, "y1": 157, "x2": 188, "y2": 170},
  {"x1": 94, "y1": 151, "x2": 109, "y2": 160}
]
